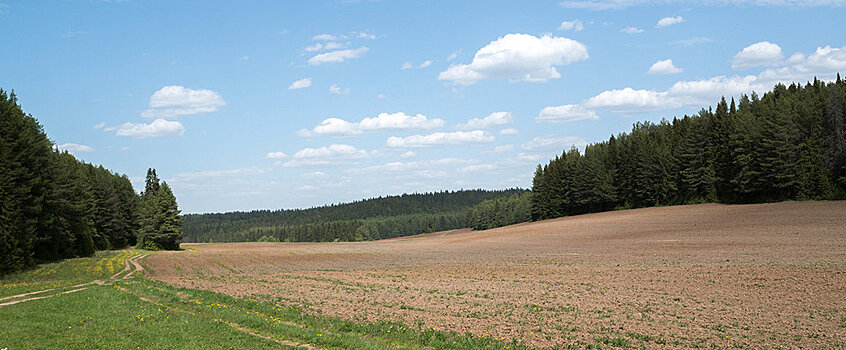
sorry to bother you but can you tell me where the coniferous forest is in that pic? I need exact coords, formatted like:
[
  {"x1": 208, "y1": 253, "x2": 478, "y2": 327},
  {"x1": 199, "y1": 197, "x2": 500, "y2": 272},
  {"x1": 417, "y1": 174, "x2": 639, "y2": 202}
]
[
  {"x1": 531, "y1": 77, "x2": 846, "y2": 220},
  {"x1": 181, "y1": 189, "x2": 526, "y2": 243},
  {"x1": 0, "y1": 90, "x2": 182, "y2": 274}
]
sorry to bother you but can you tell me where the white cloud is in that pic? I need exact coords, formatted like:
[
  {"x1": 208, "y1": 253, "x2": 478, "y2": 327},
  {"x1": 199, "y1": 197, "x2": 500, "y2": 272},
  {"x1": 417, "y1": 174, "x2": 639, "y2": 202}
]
[
  {"x1": 732, "y1": 41, "x2": 784, "y2": 70},
  {"x1": 308, "y1": 47, "x2": 368, "y2": 65},
  {"x1": 438, "y1": 33, "x2": 589, "y2": 85},
  {"x1": 418, "y1": 60, "x2": 432, "y2": 68},
  {"x1": 305, "y1": 43, "x2": 323, "y2": 52},
  {"x1": 537, "y1": 104, "x2": 599, "y2": 123},
  {"x1": 377, "y1": 94, "x2": 388, "y2": 99},
  {"x1": 456, "y1": 112, "x2": 513, "y2": 130},
  {"x1": 447, "y1": 51, "x2": 459, "y2": 61},
  {"x1": 302, "y1": 112, "x2": 445, "y2": 137},
  {"x1": 360, "y1": 112, "x2": 445, "y2": 131},
  {"x1": 329, "y1": 84, "x2": 350, "y2": 95},
  {"x1": 403, "y1": 61, "x2": 432, "y2": 69},
  {"x1": 141, "y1": 86, "x2": 225, "y2": 118},
  {"x1": 461, "y1": 164, "x2": 498, "y2": 173},
  {"x1": 401, "y1": 151, "x2": 417, "y2": 158},
  {"x1": 56, "y1": 143, "x2": 94, "y2": 153},
  {"x1": 313, "y1": 33, "x2": 342, "y2": 41},
  {"x1": 486, "y1": 144, "x2": 515, "y2": 154},
  {"x1": 521, "y1": 135, "x2": 587, "y2": 151},
  {"x1": 355, "y1": 31, "x2": 376, "y2": 39},
  {"x1": 656, "y1": 16, "x2": 684, "y2": 28},
  {"x1": 585, "y1": 87, "x2": 678, "y2": 112},
  {"x1": 310, "y1": 118, "x2": 361, "y2": 136},
  {"x1": 265, "y1": 151, "x2": 288, "y2": 159},
  {"x1": 499, "y1": 128, "x2": 519, "y2": 135},
  {"x1": 401, "y1": 62, "x2": 413, "y2": 69},
  {"x1": 169, "y1": 167, "x2": 267, "y2": 183},
  {"x1": 288, "y1": 78, "x2": 312, "y2": 90},
  {"x1": 621, "y1": 26, "x2": 644, "y2": 34},
  {"x1": 93, "y1": 122, "x2": 106, "y2": 130},
  {"x1": 284, "y1": 144, "x2": 369, "y2": 167},
  {"x1": 387, "y1": 130, "x2": 494, "y2": 148},
  {"x1": 648, "y1": 59, "x2": 683, "y2": 74},
  {"x1": 558, "y1": 19, "x2": 584, "y2": 31},
  {"x1": 115, "y1": 119, "x2": 185, "y2": 139},
  {"x1": 324, "y1": 42, "x2": 345, "y2": 50}
]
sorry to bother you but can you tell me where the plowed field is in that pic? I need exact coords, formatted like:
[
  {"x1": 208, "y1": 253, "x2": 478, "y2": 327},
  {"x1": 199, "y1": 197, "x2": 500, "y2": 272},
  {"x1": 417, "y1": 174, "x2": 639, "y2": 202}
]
[{"x1": 145, "y1": 202, "x2": 846, "y2": 349}]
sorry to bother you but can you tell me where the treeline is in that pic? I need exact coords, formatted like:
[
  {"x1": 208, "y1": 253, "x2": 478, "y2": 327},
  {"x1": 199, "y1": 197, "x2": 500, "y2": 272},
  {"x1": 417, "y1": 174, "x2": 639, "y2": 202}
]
[
  {"x1": 182, "y1": 189, "x2": 526, "y2": 242},
  {"x1": 466, "y1": 192, "x2": 532, "y2": 230},
  {"x1": 1, "y1": 90, "x2": 183, "y2": 274},
  {"x1": 1, "y1": 90, "x2": 138, "y2": 273},
  {"x1": 532, "y1": 76, "x2": 846, "y2": 221}
]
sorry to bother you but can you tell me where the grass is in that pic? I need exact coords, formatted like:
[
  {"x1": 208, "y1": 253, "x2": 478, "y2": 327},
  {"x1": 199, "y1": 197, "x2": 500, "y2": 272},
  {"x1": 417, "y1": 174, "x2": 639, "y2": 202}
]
[
  {"x1": 0, "y1": 251, "x2": 537, "y2": 350},
  {"x1": 0, "y1": 249, "x2": 142, "y2": 298}
]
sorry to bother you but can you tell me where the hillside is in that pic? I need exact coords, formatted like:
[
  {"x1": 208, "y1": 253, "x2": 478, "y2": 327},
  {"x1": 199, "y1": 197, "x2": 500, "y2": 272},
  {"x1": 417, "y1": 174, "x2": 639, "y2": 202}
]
[{"x1": 182, "y1": 189, "x2": 527, "y2": 242}]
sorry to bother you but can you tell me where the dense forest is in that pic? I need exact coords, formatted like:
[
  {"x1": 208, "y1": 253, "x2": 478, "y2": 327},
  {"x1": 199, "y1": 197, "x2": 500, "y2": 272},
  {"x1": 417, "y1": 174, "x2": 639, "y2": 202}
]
[
  {"x1": 531, "y1": 77, "x2": 846, "y2": 221},
  {"x1": 182, "y1": 189, "x2": 526, "y2": 242},
  {"x1": 0, "y1": 90, "x2": 182, "y2": 274},
  {"x1": 466, "y1": 192, "x2": 532, "y2": 230}
]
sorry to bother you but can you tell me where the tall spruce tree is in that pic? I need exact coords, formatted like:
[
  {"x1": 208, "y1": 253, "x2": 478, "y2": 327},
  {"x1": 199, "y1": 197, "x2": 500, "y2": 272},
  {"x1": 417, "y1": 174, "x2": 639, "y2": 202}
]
[{"x1": 139, "y1": 169, "x2": 182, "y2": 250}]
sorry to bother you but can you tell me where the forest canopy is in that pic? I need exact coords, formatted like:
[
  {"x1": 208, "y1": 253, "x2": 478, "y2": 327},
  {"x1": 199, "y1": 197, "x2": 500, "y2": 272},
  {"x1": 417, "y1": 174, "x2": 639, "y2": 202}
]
[{"x1": 531, "y1": 76, "x2": 846, "y2": 221}]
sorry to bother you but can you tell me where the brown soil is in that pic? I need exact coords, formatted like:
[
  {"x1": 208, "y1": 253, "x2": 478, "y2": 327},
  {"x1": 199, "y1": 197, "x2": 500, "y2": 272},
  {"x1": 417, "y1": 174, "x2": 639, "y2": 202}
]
[{"x1": 145, "y1": 202, "x2": 846, "y2": 349}]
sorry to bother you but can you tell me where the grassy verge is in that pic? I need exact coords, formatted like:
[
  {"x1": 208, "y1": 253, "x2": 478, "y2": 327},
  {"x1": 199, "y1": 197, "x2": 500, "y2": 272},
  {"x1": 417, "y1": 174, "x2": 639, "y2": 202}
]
[{"x1": 0, "y1": 250, "x2": 142, "y2": 298}]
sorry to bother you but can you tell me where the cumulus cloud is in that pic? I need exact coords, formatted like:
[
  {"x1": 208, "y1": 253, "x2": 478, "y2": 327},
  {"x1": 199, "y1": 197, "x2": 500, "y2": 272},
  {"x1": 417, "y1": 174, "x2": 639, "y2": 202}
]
[
  {"x1": 456, "y1": 112, "x2": 513, "y2": 130},
  {"x1": 301, "y1": 112, "x2": 445, "y2": 137},
  {"x1": 141, "y1": 86, "x2": 225, "y2": 118},
  {"x1": 585, "y1": 88, "x2": 677, "y2": 112},
  {"x1": 486, "y1": 144, "x2": 515, "y2": 154},
  {"x1": 284, "y1": 144, "x2": 369, "y2": 167},
  {"x1": 115, "y1": 119, "x2": 185, "y2": 139},
  {"x1": 621, "y1": 26, "x2": 644, "y2": 34},
  {"x1": 499, "y1": 128, "x2": 519, "y2": 135},
  {"x1": 387, "y1": 130, "x2": 494, "y2": 148},
  {"x1": 558, "y1": 19, "x2": 584, "y2": 31},
  {"x1": 56, "y1": 143, "x2": 94, "y2": 153},
  {"x1": 401, "y1": 151, "x2": 417, "y2": 158},
  {"x1": 418, "y1": 60, "x2": 432, "y2": 68},
  {"x1": 521, "y1": 135, "x2": 587, "y2": 151},
  {"x1": 329, "y1": 84, "x2": 350, "y2": 95},
  {"x1": 308, "y1": 47, "x2": 368, "y2": 65},
  {"x1": 93, "y1": 122, "x2": 106, "y2": 130},
  {"x1": 288, "y1": 78, "x2": 312, "y2": 90},
  {"x1": 732, "y1": 41, "x2": 784, "y2": 70},
  {"x1": 648, "y1": 59, "x2": 683, "y2": 74},
  {"x1": 438, "y1": 33, "x2": 588, "y2": 85},
  {"x1": 656, "y1": 16, "x2": 684, "y2": 28},
  {"x1": 537, "y1": 104, "x2": 599, "y2": 123},
  {"x1": 401, "y1": 62, "x2": 413, "y2": 69}
]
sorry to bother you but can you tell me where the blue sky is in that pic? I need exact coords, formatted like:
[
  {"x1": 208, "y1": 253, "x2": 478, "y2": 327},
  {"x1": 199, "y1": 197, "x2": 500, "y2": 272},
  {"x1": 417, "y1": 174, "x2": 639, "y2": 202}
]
[{"x1": 2, "y1": 0, "x2": 845, "y2": 213}]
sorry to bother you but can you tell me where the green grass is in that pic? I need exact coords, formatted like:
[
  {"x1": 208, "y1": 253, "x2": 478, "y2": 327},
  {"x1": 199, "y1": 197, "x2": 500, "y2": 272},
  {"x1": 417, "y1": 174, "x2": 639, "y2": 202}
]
[
  {"x1": 0, "y1": 249, "x2": 142, "y2": 298},
  {"x1": 0, "y1": 284, "x2": 285, "y2": 350},
  {"x1": 0, "y1": 251, "x2": 535, "y2": 350}
]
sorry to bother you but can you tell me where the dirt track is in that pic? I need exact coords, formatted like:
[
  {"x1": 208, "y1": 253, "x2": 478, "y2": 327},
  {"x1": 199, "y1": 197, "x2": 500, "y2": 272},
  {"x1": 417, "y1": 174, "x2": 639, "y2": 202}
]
[{"x1": 145, "y1": 202, "x2": 846, "y2": 349}]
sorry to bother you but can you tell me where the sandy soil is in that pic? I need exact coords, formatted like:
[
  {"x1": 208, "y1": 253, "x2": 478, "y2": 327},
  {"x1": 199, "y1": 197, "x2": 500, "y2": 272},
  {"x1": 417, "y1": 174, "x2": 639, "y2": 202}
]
[{"x1": 145, "y1": 202, "x2": 846, "y2": 349}]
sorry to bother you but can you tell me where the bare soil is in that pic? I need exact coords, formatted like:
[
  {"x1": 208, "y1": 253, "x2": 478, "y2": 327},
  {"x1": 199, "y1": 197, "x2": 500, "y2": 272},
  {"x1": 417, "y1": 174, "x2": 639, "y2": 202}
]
[{"x1": 145, "y1": 202, "x2": 846, "y2": 349}]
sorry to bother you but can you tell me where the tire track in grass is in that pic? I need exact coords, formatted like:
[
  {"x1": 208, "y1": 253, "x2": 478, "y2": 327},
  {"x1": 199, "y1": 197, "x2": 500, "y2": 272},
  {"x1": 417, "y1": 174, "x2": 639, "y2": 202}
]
[{"x1": 0, "y1": 254, "x2": 145, "y2": 308}]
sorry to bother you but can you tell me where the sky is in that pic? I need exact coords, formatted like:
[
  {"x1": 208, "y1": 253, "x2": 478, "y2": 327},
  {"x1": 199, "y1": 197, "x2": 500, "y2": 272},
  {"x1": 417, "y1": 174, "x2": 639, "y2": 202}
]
[{"x1": 1, "y1": 0, "x2": 845, "y2": 213}]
